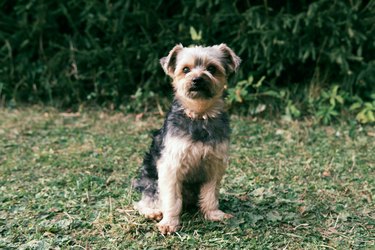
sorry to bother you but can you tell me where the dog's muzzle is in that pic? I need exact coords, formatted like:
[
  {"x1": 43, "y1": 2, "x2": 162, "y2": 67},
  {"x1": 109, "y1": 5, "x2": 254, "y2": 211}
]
[{"x1": 188, "y1": 77, "x2": 213, "y2": 98}]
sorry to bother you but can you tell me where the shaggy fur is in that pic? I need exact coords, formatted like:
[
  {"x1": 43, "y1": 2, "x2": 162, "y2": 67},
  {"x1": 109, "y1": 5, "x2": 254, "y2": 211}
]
[{"x1": 132, "y1": 44, "x2": 241, "y2": 234}]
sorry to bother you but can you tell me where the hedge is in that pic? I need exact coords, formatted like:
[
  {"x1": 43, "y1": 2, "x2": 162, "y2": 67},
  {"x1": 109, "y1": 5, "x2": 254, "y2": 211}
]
[{"x1": 1, "y1": 0, "x2": 374, "y2": 122}]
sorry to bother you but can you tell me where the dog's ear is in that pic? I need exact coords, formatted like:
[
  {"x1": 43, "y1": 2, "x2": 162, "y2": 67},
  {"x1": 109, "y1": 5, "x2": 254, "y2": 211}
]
[
  {"x1": 217, "y1": 43, "x2": 241, "y2": 74},
  {"x1": 160, "y1": 44, "x2": 183, "y2": 77}
]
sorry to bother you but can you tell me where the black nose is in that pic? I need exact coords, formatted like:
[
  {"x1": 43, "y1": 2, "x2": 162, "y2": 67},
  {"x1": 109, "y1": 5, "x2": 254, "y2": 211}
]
[{"x1": 192, "y1": 77, "x2": 204, "y2": 86}]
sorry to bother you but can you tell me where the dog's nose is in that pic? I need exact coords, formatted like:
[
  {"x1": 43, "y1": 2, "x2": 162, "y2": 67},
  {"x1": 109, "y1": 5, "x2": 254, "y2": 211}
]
[{"x1": 192, "y1": 77, "x2": 204, "y2": 86}]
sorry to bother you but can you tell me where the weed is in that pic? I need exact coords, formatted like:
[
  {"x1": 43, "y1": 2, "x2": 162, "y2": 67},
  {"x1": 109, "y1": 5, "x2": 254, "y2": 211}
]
[{"x1": 350, "y1": 94, "x2": 375, "y2": 124}]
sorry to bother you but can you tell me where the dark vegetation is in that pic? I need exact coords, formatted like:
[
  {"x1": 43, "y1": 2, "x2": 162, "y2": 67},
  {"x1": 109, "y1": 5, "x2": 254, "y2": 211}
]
[{"x1": 0, "y1": 0, "x2": 374, "y2": 123}]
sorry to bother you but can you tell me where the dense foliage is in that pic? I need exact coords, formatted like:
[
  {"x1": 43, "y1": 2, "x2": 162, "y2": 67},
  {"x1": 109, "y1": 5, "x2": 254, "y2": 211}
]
[{"x1": 1, "y1": 0, "x2": 374, "y2": 122}]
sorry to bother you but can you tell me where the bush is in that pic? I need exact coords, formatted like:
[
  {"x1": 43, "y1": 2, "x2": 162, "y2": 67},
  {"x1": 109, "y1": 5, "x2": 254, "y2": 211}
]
[
  {"x1": 226, "y1": 0, "x2": 375, "y2": 123},
  {"x1": 0, "y1": 0, "x2": 374, "y2": 122}
]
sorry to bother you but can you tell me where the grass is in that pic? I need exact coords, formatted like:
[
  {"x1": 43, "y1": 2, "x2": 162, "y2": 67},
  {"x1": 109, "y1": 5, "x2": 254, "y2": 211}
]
[{"x1": 0, "y1": 107, "x2": 374, "y2": 249}]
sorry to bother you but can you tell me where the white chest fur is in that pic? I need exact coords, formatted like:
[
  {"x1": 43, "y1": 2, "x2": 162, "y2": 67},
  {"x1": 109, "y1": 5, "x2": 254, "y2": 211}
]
[{"x1": 157, "y1": 133, "x2": 229, "y2": 174}]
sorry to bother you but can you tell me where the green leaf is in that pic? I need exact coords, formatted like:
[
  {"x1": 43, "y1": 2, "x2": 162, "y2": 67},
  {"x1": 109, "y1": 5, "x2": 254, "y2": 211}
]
[
  {"x1": 330, "y1": 109, "x2": 339, "y2": 116},
  {"x1": 190, "y1": 26, "x2": 202, "y2": 41},
  {"x1": 262, "y1": 90, "x2": 280, "y2": 98},
  {"x1": 367, "y1": 110, "x2": 375, "y2": 122},
  {"x1": 364, "y1": 102, "x2": 375, "y2": 109},
  {"x1": 356, "y1": 111, "x2": 367, "y2": 123},
  {"x1": 329, "y1": 97, "x2": 336, "y2": 106},
  {"x1": 254, "y1": 76, "x2": 265, "y2": 88},
  {"x1": 247, "y1": 75, "x2": 254, "y2": 85},
  {"x1": 332, "y1": 85, "x2": 339, "y2": 95},
  {"x1": 237, "y1": 80, "x2": 249, "y2": 87},
  {"x1": 349, "y1": 102, "x2": 362, "y2": 110},
  {"x1": 336, "y1": 95, "x2": 344, "y2": 104}
]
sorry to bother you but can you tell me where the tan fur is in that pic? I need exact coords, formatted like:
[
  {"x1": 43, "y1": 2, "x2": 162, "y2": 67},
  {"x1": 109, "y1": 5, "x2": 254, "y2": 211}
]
[
  {"x1": 171, "y1": 47, "x2": 228, "y2": 119},
  {"x1": 181, "y1": 98, "x2": 225, "y2": 119}
]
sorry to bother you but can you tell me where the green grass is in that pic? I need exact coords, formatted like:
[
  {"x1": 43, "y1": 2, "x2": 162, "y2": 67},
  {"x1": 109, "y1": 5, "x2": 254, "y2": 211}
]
[{"x1": 1, "y1": 107, "x2": 374, "y2": 249}]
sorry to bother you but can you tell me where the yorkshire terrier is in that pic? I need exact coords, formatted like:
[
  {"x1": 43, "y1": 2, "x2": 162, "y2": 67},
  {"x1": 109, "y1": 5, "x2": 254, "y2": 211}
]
[{"x1": 133, "y1": 44, "x2": 241, "y2": 234}]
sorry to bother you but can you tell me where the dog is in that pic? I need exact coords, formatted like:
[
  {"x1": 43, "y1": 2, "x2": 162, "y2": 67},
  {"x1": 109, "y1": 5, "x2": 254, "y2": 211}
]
[{"x1": 132, "y1": 44, "x2": 241, "y2": 234}]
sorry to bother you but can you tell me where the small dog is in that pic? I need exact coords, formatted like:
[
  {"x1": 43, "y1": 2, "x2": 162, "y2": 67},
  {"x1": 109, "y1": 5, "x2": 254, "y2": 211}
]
[{"x1": 133, "y1": 44, "x2": 241, "y2": 234}]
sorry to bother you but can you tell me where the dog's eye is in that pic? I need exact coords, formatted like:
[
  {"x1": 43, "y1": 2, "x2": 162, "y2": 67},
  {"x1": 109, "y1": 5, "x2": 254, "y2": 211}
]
[
  {"x1": 183, "y1": 67, "x2": 190, "y2": 74},
  {"x1": 207, "y1": 65, "x2": 216, "y2": 74}
]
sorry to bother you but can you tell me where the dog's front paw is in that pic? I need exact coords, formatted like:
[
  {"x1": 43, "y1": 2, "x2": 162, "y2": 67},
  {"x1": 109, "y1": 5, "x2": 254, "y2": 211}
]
[
  {"x1": 204, "y1": 210, "x2": 233, "y2": 221},
  {"x1": 145, "y1": 211, "x2": 163, "y2": 221},
  {"x1": 157, "y1": 218, "x2": 180, "y2": 235}
]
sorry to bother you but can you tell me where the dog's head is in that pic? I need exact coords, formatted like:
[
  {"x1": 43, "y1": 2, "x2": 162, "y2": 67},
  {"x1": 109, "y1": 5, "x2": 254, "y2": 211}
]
[{"x1": 160, "y1": 44, "x2": 241, "y2": 106}]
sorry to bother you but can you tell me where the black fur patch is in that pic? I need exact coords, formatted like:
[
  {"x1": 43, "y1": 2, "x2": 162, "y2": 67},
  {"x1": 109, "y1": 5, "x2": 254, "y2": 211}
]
[
  {"x1": 194, "y1": 57, "x2": 204, "y2": 67},
  {"x1": 168, "y1": 100, "x2": 230, "y2": 144}
]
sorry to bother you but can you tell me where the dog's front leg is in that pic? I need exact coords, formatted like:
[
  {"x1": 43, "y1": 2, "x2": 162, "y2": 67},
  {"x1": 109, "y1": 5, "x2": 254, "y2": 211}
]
[
  {"x1": 200, "y1": 158, "x2": 233, "y2": 221},
  {"x1": 156, "y1": 163, "x2": 182, "y2": 234},
  {"x1": 200, "y1": 179, "x2": 233, "y2": 221}
]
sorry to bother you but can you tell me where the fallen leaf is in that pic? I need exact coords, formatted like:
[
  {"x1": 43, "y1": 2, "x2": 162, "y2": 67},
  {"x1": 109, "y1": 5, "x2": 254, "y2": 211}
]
[
  {"x1": 238, "y1": 194, "x2": 250, "y2": 201},
  {"x1": 251, "y1": 187, "x2": 265, "y2": 197},
  {"x1": 298, "y1": 206, "x2": 306, "y2": 214},
  {"x1": 322, "y1": 170, "x2": 331, "y2": 177}
]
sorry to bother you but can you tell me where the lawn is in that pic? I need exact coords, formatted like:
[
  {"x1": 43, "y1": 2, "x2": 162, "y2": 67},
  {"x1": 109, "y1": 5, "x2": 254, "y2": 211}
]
[{"x1": 0, "y1": 107, "x2": 374, "y2": 249}]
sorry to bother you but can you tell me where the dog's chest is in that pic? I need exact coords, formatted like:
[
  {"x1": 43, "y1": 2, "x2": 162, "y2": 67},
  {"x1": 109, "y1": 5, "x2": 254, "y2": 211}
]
[
  {"x1": 158, "y1": 111, "x2": 230, "y2": 176},
  {"x1": 160, "y1": 132, "x2": 228, "y2": 171}
]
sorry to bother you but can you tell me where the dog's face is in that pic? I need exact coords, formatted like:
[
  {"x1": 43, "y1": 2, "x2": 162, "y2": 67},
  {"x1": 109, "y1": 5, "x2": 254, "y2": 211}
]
[{"x1": 160, "y1": 44, "x2": 241, "y2": 103}]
